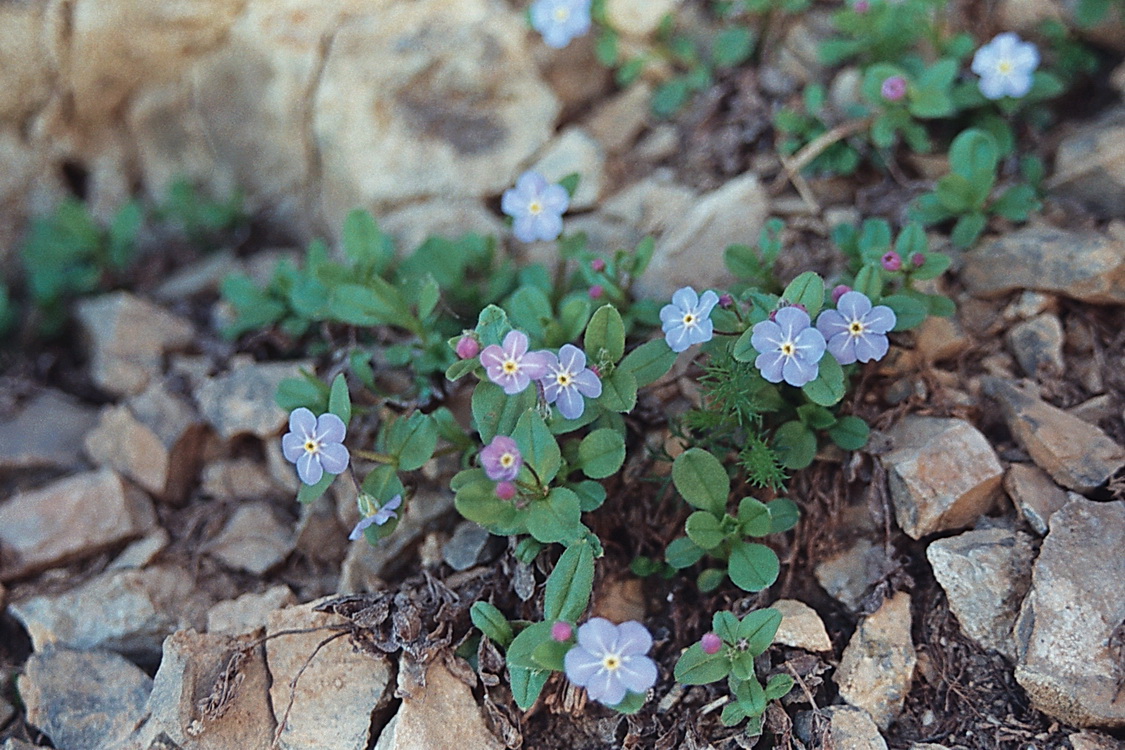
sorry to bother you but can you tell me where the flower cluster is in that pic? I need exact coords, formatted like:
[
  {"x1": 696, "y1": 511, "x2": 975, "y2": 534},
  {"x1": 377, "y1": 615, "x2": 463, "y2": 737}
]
[{"x1": 480, "y1": 331, "x2": 602, "y2": 420}]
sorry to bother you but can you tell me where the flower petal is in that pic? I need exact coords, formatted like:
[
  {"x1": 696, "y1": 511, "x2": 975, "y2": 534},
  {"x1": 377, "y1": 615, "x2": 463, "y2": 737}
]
[
  {"x1": 664, "y1": 323, "x2": 692, "y2": 353},
  {"x1": 540, "y1": 184, "x2": 570, "y2": 214},
  {"x1": 512, "y1": 215, "x2": 539, "y2": 243},
  {"x1": 614, "y1": 621, "x2": 653, "y2": 655},
  {"x1": 564, "y1": 647, "x2": 603, "y2": 686},
  {"x1": 671, "y1": 287, "x2": 699, "y2": 312},
  {"x1": 978, "y1": 73, "x2": 1007, "y2": 100},
  {"x1": 816, "y1": 309, "x2": 849, "y2": 339},
  {"x1": 315, "y1": 412, "x2": 346, "y2": 444},
  {"x1": 827, "y1": 333, "x2": 857, "y2": 365},
  {"x1": 689, "y1": 318, "x2": 715, "y2": 346},
  {"x1": 480, "y1": 344, "x2": 507, "y2": 370},
  {"x1": 556, "y1": 386, "x2": 585, "y2": 420},
  {"x1": 750, "y1": 320, "x2": 784, "y2": 353},
  {"x1": 585, "y1": 669, "x2": 626, "y2": 706},
  {"x1": 318, "y1": 443, "x2": 349, "y2": 475},
  {"x1": 502, "y1": 371, "x2": 530, "y2": 395},
  {"x1": 794, "y1": 327, "x2": 827, "y2": 362},
  {"x1": 516, "y1": 171, "x2": 548, "y2": 197},
  {"x1": 503, "y1": 330, "x2": 529, "y2": 358},
  {"x1": 864, "y1": 305, "x2": 896, "y2": 334},
  {"x1": 520, "y1": 350, "x2": 553, "y2": 380},
  {"x1": 558, "y1": 344, "x2": 586, "y2": 373},
  {"x1": 853, "y1": 332, "x2": 889, "y2": 363},
  {"x1": 755, "y1": 351, "x2": 786, "y2": 383},
  {"x1": 533, "y1": 212, "x2": 564, "y2": 242},
  {"x1": 349, "y1": 515, "x2": 378, "y2": 541},
  {"x1": 616, "y1": 655, "x2": 658, "y2": 693},
  {"x1": 836, "y1": 291, "x2": 872, "y2": 321},
  {"x1": 572, "y1": 369, "x2": 602, "y2": 398},
  {"x1": 501, "y1": 187, "x2": 524, "y2": 217},
  {"x1": 282, "y1": 433, "x2": 306, "y2": 463},
  {"x1": 660, "y1": 303, "x2": 683, "y2": 326},
  {"x1": 696, "y1": 290, "x2": 720, "y2": 319},
  {"x1": 774, "y1": 306, "x2": 812, "y2": 340},
  {"x1": 783, "y1": 354, "x2": 818, "y2": 387},
  {"x1": 577, "y1": 617, "x2": 618, "y2": 656},
  {"x1": 296, "y1": 452, "x2": 323, "y2": 485},
  {"x1": 289, "y1": 407, "x2": 317, "y2": 437},
  {"x1": 383, "y1": 494, "x2": 403, "y2": 512}
]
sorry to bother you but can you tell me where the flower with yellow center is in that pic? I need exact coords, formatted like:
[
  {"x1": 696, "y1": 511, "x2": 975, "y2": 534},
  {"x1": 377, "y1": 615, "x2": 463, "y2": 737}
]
[
  {"x1": 563, "y1": 618, "x2": 658, "y2": 707},
  {"x1": 971, "y1": 32, "x2": 1039, "y2": 100}
]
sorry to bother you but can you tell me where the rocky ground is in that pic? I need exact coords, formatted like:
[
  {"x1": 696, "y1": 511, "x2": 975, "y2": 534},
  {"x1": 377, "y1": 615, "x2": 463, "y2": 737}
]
[{"x1": 3, "y1": 1, "x2": 1125, "y2": 750}]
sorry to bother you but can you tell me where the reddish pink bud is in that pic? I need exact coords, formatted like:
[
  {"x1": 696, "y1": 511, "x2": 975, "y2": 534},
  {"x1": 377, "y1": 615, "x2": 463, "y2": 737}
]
[
  {"x1": 911, "y1": 252, "x2": 925, "y2": 268},
  {"x1": 591, "y1": 258, "x2": 606, "y2": 272},
  {"x1": 881, "y1": 76, "x2": 907, "y2": 102},
  {"x1": 589, "y1": 284, "x2": 604, "y2": 299},
  {"x1": 495, "y1": 481, "x2": 517, "y2": 501},
  {"x1": 701, "y1": 632, "x2": 722, "y2": 655},
  {"x1": 589, "y1": 365, "x2": 601, "y2": 378},
  {"x1": 718, "y1": 293, "x2": 734, "y2": 308},
  {"x1": 551, "y1": 621, "x2": 574, "y2": 642},
  {"x1": 456, "y1": 335, "x2": 481, "y2": 360},
  {"x1": 881, "y1": 251, "x2": 903, "y2": 272},
  {"x1": 854, "y1": 0, "x2": 869, "y2": 11},
  {"x1": 831, "y1": 284, "x2": 851, "y2": 304}
]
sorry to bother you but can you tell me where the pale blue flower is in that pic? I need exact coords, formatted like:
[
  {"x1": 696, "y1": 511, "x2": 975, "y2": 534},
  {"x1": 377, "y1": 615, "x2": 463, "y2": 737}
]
[
  {"x1": 540, "y1": 344, "x2": 602, "y2": 420},
  {"x1": 563, "y1": 618, "x2": 658, "y2": 706},
  {"x1": 281, "y1": 408, "x2": 349, "y2": 485},
  {"x1": 501, "y1": 171, "x2": 569, "y2": 242},
  {"x1": 971, "y1": 32, "x2": 1039, "y2": 100},
  {"x1": 660, "y1": 287, "x2": 719, "y2": 353},
  {"x1": 750, "y1": 306, "x2": 826, "y2": 387},
  {"x1": 816, "y1": 291, "x2": 896, "y2": 365},
  {"x1": 349, "y1": 494, "x2": 402, "y2": 541},
  {"x1": 531, "y1": 0, "x2": 592, "y2": 49}
]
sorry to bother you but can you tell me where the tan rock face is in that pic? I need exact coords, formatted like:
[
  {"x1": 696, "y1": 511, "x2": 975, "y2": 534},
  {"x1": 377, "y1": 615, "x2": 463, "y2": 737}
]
[
  {"x1": 0, "y1": 389, "x2": 99, "y2": 474},
  {"x1": 1004, "y1": 463, "x2": 1069, "y2": 535},
  {"x1": 822, "y1": 705, "x2": 888, "y2": 750},
  {"x1": 0, "y1": 2, "x2": 52, "y2": 123},
  {"x1": 835, "y1": 592, "x2": 916, "y2": 730},
  {"x1": 772, "y1": 599, "x2": 832, "y2": 653},
  {"x1": 196, "y1": 359, "x2": 312, "y2": 440},
  {"x1": 605, "y1": 0, "x2": 684, "y2": 36}
]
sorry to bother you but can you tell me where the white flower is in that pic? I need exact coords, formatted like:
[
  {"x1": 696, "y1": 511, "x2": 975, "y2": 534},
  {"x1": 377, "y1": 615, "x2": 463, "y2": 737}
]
[{"x1": 971, "y1": 32, "x2": 1039, "y2": 100}]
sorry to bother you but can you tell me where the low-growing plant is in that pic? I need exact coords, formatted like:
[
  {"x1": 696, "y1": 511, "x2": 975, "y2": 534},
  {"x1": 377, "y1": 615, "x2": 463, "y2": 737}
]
[{"x1": 155, "y1": 177, "x2": 247, "y2": 250}]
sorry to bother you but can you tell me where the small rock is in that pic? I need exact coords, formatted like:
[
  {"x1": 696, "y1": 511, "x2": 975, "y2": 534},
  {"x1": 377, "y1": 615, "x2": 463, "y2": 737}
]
[
  {"x1": 201, "y1": 458, "x2": 283, "y2": 501},
  {"x1": 529, "y1": 126, "x2": 605, "y2": 210},
  {"x1": 1002, "y1": 290, "x2": 1053, "y2": 321},
  {"x1": 835, "y1": 592, "x2": 916, "y2": 730},
  {"x1": 814, "y1": 538, "x2": 888, "y2": 612},
  {"x1": 1007, "y1": 313, "x2": 1064, "y2": 380},
  {"x1": 294, "y1": 494, "x2": 348, "y2": 565},
  {"x1": 196, "y1": 358, "x2": 313, "y2": 440},
  {"x1": 75, "y1": 292, "x2": 195, "y2": 397},
  {"x1": 1, "y1": 740, "x2": 42, "y2": 750},
  {"x1": 605, "y1": 0, "x2": 683, "y2": 36},
  {"x1": 634, "y1": 124, "x2": 679, "y2": 161},
  {"x1": 591, "y1": 577, "x2": 647, "y2": 625},
  {"x1": 983, "y1": 377, "x2": 1125, "y2": 492},
  {"x1": 10, "y1": 565, "x2": 208, "y2": 661},
  {"x1": 0, "y1": 469, "x2": 155, "y2": 581},
  {"x1": 821, "y1": 705, "x2": 888, "y2": 750},
  {"x1": 1052, "y1": 106, "x2": 1125, "y2": 219},
  {"x1": 442, "y1": 521, "x2": 494, "y2": 572},
  {"x1": 0, "y1": 390, "x2": 98, "y2": 474},
  {"x1": 600, "y1": 174, "x2": 697, "y2": 236},
  {"x1": 381, "y1": 199, "x2": 504, "y2": 256},
  {"x1": 1070, "y1": 731, "x2": 1125, "y2": 750},
  {"x1": 633, "y1": 172, "x2": 769, "y2": 299},
  {"x1": 373, "y1": 657, "x2": 503, "y2": 750},
  {"x1": 1070, "y1": 394, "x2": 1118, "y2": 426},
  {"x1": 772, "y1": 599, "x2": 832, "y2": 653},
  {"x1": 585, "y1": 82, "x2": 651, "y2": 154},
  {"x1": 207, "y1": 502, "x2": 293, "y2": 575},
  {"x1": 1003, "y1": 463, "x2": 1068, "y2": 536},
  {"x1": 142, "y1": 629, "x2": 274, "y2": 750},
  {"x1": 107, "y1": 528, "x2": 171, "y2": 570},
  {"x1": 153, "y1": 250, "x2": 240, "y2": 302},
  {"x1": 266, "y1": 599, "x2": 394, "y2": 750},
  {"x1": 962, "y1": 225, "x2": 1125, "y2": 305},
  {"x1": 22, "y1": 647, "x2": 152, "y2": 750},
  {"x1": 913, "y1": 316, "x2": 970, "y2": 364},
  {"x1": 206, "y1": 585, "x2": 297, "y2": 635},
  {"x1": 927, "y1": 528, "x2": 1035, "y2": 660},
  {"x1": 881, "y1": 416, "x2": 1003, "y2": 539}
]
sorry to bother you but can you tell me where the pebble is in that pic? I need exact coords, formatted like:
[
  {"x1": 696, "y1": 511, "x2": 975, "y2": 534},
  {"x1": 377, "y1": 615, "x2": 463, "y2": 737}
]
[
  {"x1": 0, "y1": 389, "x2": 98, "y2": 474},
  {"x1": 529, "y1": 126, "x2": 605, "y2": 211},
  {"x1": 821, "y1": 705, "x2": 888, "y2": 749},
  {"x1": 1052, "y1": 105, "x2": 1125, "y2": 219},
  {"x1": 206, "y1": 585, "x2": 297, "y2": 636},
  {"x1": 1006, "y1": 313, "x2": 1064, "y2": 380},
  {"x1": 1003, "y1": 463, "x2": 1068, "y2": 536},
  {"x1": 441, "y1": 521, "x2": 496, "y2": 572},
  {"x1": 814, "y1": 538, "x2": 888, "y2": 612},
  {"x1": 195, "y1": 358, "x2": 313, "y2": 440},
  {"x1": 835, "y1": 592, "x2": 916, "y2": 730},
  {"x1": 772, "y1": 599, "x2": 832, "y2": 653},
  {"x1": 206, "y1": 502, "x2": 294, "y2": 575}
]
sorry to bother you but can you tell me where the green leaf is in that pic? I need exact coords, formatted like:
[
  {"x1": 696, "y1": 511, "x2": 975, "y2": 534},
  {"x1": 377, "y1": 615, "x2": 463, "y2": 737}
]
[
  {"x1": 685, "y1": 511, "x2": 725, "y2": 550},
  {"x1": 991, "y1": 184, "x2": 1040, "y2": 222},
  {"x1": 531, "y1": 639, "x2": 570, "y2": 671},
  {"x1": 674, "y1": 642, "x2": 732, "y2": 685},
  {"x1": 712, "y1": 27, "x2": 755, "y2": 67},
  {"x1": 446, "y1": 356, "x2": 478, "y2": 382},
  {"x1": 327, "y1": 374, "x2": 351, "y2": 424},
  {"x1": 911, "y1": 252, "x2": 951, "y2": 281},
  {"x1": 343, "y1": 209, "x2": 393, "y2": 273},
  {"x1": 764, "y1": 673, "x2": 795, "y2": 701},
  {"x1": 472, "y1": 382, "x2": 535, "y2": 444},
  {"x1": 599, "y1": 369, "x2": 637, "y2": 413},
  {"x1": 731, "y1": 327, "x2": 759, "y2": 363},
  {"x1": 672, "y1": 448, "x2": 730, "y2": 515},
  {"x1": 454, "y1": 472, "x2": 522, "y2": 533},
  {"x1": 652, "y1": 77, "x2": 690, "y2": 117},
  {"x1": 544, "y1": 542, "x2": 595, "y2": 623},
  {"x1": 558, "y1": 172, "x2": 582, "y2": 199},
  {"x1": 772, "y1": 420, "x2": 818, "y2": 470},
  {"x1": 577, "y1": 428, "x2": 626, "y2": 479},
  {"x1": 728, "y1": 542, "x2": 780, "y2": 592},
  {"x1": 801, "y1": 354, "x2": 845, "y2": 407},
  {"x1": 276, "y1": 374, "x2": 329, "y2": 414},
  {"x1": 720, "y1": 700, "x2": 748, "y2": 727},
  {"x1": 780, "y1": 271, "x2": 824, "y2": 317},
  {"x1": 828, "y1": 415, "x2": 869, "y2": 451},
  {"x1": 951, "y1": 212, "x2": 988, "y2": 249},
  {"x1": 570, "y1": 480, "x2": 607, "y2": 512},
  {"x1": 609, "y1": 690, "x2": 647, "y2": 714},
  {"x1": 470, "y1": 602, "x2": 514, "y2": 649},
  {"x1": 737, "y1": 498, "x2": 771, "y2": 537},
  {"x1": 665, "y1": 536, "x2": 705, "y2": 569},
  {"x1": 513, "y1": 410, "x2": 562, "y2": 485},
  {"x1": 948, "y1": 128, "x2": 998, "y2": 180},
  {"x1": 796, "y1": 403, "x2": 836, "y2": 430},
  {"x1": 852, "y1": 264, "x2": 882, "y2": 300},
  {"x1": 527, "y1": 487, "x2": 582, "y2": 544},
  {"x1": 738, "y1": 608, "x2": 783, "y2": 655},
  {"x1": 767, "y1": 498, "x2": 799, "y2": 533},
  {"x1": 106, "y1": 200, "x2": 142, "y2": 269},
  {"x1": 619, "y1": 339, "x2": 677, "y2": 388},
  {"x1": 731, "y1": 649, "x2": 756, "y2": 681},
  {"x1": 296, "y1": 471, "x2": 334, "y2": 505},
  {"x1": 881, "y1": 294, "x2": 927, "y2": 331},
  {"x1": 935, "y1": 174, "x2": 978, "y2": 213},
  {"x1": 697, "y1": 568, "x2": 726, "y2": 592},
  {"x1": 385, "y1": 412, "x2": 438, "y2": 471},
  {"x1": 509, "y1": 666, "x2": 550, "y2": 711},
  {"x1": 507, "y1": 285, "x2": 553, "y2": 340},
  {"x1": 475, "y1": 305, "x2": 512, "y2": 348},
  {"x1": 734, "y1": 676, "x2": 767, "y2": 717},
  {"x1": 584, "y1": 305, "x2": 626, "y2": 363},
  {"x1": 328, "y1": 281, "x2": 411, "y2": 329}
]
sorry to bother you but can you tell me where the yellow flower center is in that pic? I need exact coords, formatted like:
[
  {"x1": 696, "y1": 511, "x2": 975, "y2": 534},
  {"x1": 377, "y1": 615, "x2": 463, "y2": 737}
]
[
  {"x1": 602, "y1": 654, "x2": 621, "y2": 671},
  {"x1": 682, "y1": 313, "x2": 696, "y2": 326},
  {"x1": 304, "y1": 439, "x2": 319, "y2": 454},
  {"x1": 528, "y1": 200, "x2": 543, "y2": 215},
  {"x1": 781, "y1": 342, "x2": 795, "y2": 357},
  {"x1": 849, "y1": 321, "x2": 865, "y2": 336},
  {"x1": 500, "y1": 453, "x2": 515, "y2": 467},
  {"x1": 554, "y1": 6, "x2": 570, "y2": 22},
  {"x1": 557, "y1": 373, "x2": 571, "y2": 387},
  {"x1": 503, "y1": 359, "x2": 519, "y2": 374},
  {"x1": 997, "y1": 59, "x2": 1013, "y2": 74}
]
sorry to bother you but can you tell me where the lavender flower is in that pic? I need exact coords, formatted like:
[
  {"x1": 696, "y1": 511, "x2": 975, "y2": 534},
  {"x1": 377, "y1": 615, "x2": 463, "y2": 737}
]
[
  {"x1": 881, "y1": 75, "x2": 907, "y2": 102},
  {"x1": 480, "y1": 330, "x2": 552, "y2": 395},
  {"x1": 816, "y1": 291, "x2": 896, "y2": 365},
  {"x1": 564, "y1": 618, "x2": 658, "y2": 706},
  {"x1": 480, "y1": 435, "x2": 522, "y2": 482},
  {"x1": 541, "y1": 344, "x2": 602, "y2": 420},
  {"x1": 281, "y1": 407, "x2": 350, "y2": 485},
  {"x1": 971, "y1": 32, "x2": 1039, "y2": 100},
  {"x1": 349, "y1": 494, "x2": 402, "y2": 541},
  {"x1": 501, "y1": 171, "x2": 570, "y2": 242},
  {"x1": 530, "y1": 0, "x2": 592, "y2": 49},
  {"x1": 749, "y1": 306, "x2": 826, "y2": 387},
  {"x1": 660, "y1": 287, "x2": 720, "y2": 353}
]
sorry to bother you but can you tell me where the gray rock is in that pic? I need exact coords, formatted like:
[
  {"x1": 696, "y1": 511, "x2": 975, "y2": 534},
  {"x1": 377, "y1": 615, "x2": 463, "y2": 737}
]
[
  {"x1": 206, "y1": 585, "x2": 296, "y2": 635},
  {"x1": 1007, "y1": 313, "x2": 1064, "y2": 380},
  {"x1": 881, "y1": 416, "x2": 1003, "y2": 539},
  {"x1": 962, "y1": 225, "x2": 1125, "y2": 305},
  {"x1": 772, "y1": 599, "x2": 832, "y2": 653},
  {"x1": 107, "y1": 528, "x2": 171, "y2": 570},
  {"x1": 381, "y1": 199, "x2": 504, "y2": 257},
  {"x1": 983, "y1": 377, "x2": 1125, "y2": 492},
  {"x1": 266, "y1": 599, "x2": 394, "y2": 750},
  {"x1": 0, "y1": 693, "x2": 13, "y2": 728},
  {"x1": 22, "y1": 647, "x2": 152, "y2": 750},
  {"x1": 75, "y1": 292, "x2": 195, "y2": 398},
  {"x1": 10, "y1": 565, "x2": 208, "y2": 660},
  {"x1": 0, "y1": 389, "x2": 98, "y2": 474},
  {"x1": 820, "y1": 705, "x2": 888, "y2": 750},
  {"x1": 927, "y1": 528, "x2": 1035, "y2": 660},
  {"x1": 1052, "y1": 106, "x2": 1125, "y2": 218},
  {"x1": 585, "y1": 82, "x2": 651, "y2": 154},
  {"x1": 206, "y1": 502, "x2": 293, "y2": 575},
  {"x1": 835, "y1": 592, "x2": 916, "y2": 730},
  {"x1": 528, "y1": 126, "x2": 605, "y2": 211},
  {"x1": 200, "y1": 459, "x2": 283, "y2": 501},
  {"x1": 153, "y1": 251, "x2": 240, "y2": 302},
  {"x1": 600, "y1": 174, "x2": 696, "y2": 237},
  {"x1": 195, "y1": 358, "x2": 312, "y2": 440},
  {"x1": 442, "y1": 521, "x2": 494, "y2": 572},
  {"x1": 814, "y1": 538, "x2": 888, "y2": 612},
  {"x1": 141, "y1": 629, "x2": 274, "y2": 750},
  {"x1": 0, "y1": 469, "x2": 155, "y2": 581},
  {"x1": 373, "y1": 657, "x2": 503, "y2": 750},
  {"x1": 1003, "y1": 463, "x2": 1069, "y2": 536},
  {"x1": 1014, "y1": 496, "x2": 1125, "y2": 727}
]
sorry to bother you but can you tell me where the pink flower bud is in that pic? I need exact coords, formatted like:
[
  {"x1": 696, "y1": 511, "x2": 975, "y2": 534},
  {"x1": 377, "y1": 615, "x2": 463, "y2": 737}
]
[
  {"x1": 589, "y1": 284, "x2": 604, "y2": 299},
  {"x1": 456, "y1": 335, "x2": 481, "y2": 360},
  {"x1": 718, "y1": 293, "x2": 734, "y2": 309},
  {"x1": 589, "y1": 365, "x2": 601, "y2": 378},
  {"x1": 911, "y1": 252, "x2": 925, "y2": 268},
  {"x1": 881, "y1": 251, "x2": 903, "y2": 272},
  {"x1": 495, "y1": 481, "x2": 517, "y2": 501},
  {"x1": 591, "y1": 258, "x2": 606, "y2": 272},
  {"x1": 701, "y1": 632, "x2": 722, "y2": 655},
  {"x1": 854, "y1": 0, "x2": 869, "y2": 11},
  {"x1": 881, "y1": 76, "x2": 907, "y2": 102},
  {"x1": 831, "y1": 284, "x2": 851, "y2": 304},
  {"x1": 551, "y1": 621, "x2": 574, "y2": 642}
]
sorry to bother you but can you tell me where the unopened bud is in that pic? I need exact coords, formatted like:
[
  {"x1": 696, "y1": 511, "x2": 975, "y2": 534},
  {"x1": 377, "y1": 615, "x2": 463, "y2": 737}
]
[
  {"x1": 881, "y1": 251, "x2": 903, "y2": 272},
  {"x1": 881, "y1": 76, "x2": 907, "y2": 102},
  {"x1": 911, "y1": 252, "x2": 925, "y2": 268},
  {"x1": 718, "y1": 293, "x2": 734, "y2": 308},
  {"x1": 591, "y1": 258, "x2": 606, "y2": 272},
  {"x1": 551, "y1": 621, "x2": 574, "y2": 642},
  {"x1": 831, "y1": 284, "x2": 851, "y2": 304},
  {"x1": 589, "y1": 284, "x2": 604, "y2": 299},
  {"x1": 701, "y1": 632, "x2": 722, "y2": 655},
  {"x1": 456, "y1": 335, "x2": 481, "y2": 360},
  {"x1": 495, "y1": 481, "x2": 517, "y2": 501}
]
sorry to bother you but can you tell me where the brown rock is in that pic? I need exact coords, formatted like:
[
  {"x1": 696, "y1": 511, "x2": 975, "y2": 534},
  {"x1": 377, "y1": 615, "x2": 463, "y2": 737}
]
[
  {"x1": 0, "y1": 390, "x2": 98, "y2": 474},
  {"x1": 206, "y1": 502, "x2": 293, "y2": 575},
  {"x1": 1014, "y1": 497, "x2": 1125, "y2": 727},
  {"x1": 821, "y1": 705, "x2": 888, "y2": 750},
  {"x1": 1070, "y1": 732, "x2": 1125, "y2": 750},
  {"x1": 196, "y1": 358, "x2": 312, "y2": 440},
  {"x1": 206, "y1": 585, "x2": 297, "y2": 635},
  {"x1": 585, "y1": 82, "x2": 651, "y2": 154},
  {"x1": 0, "y1": 2, "x2": 51, "y2": 122},
  {"x1": 835, "y1": 592, "x2": 916, "y2": 730},
  {"x1": 529, "y1": 126, "x2": 605, "y2": 211},
  {"x1": 881, "y1": 417, "x2": 1003, "y2": 539},
  {"x1": 1052, "y1": 106, "x2": 1125, "y2": 218},
  {"x1": 983, "y1": 377, "x2": 1125, "y2": 492},
  {"x1": 591, "y1": 577, "x2": 646, "y2": 625},
  {"x1": 107, "y1": 528, "x2": 171, "y2": 570},
  {"x1": 75, "y1": 293, "x2": 195, "y2": 397},
  {"x1": 201, "y1": 458, "x2": 282, "y2": 501},
  {"x1": 913, "y1": 315, "x2": 970, "y2": 364},
  {"x1": 0, "y1": 469, "x2": 155, "y2": 581},
  {"x1": 1004, "y1": 463, "x2": 1068, "y2": 536},
  {"x1": 1007, "y1": 313, "x2": 1064, "y2": 380},
  {"x1": 773, "y1": 599, "x2": 832, "y2": 653}
]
